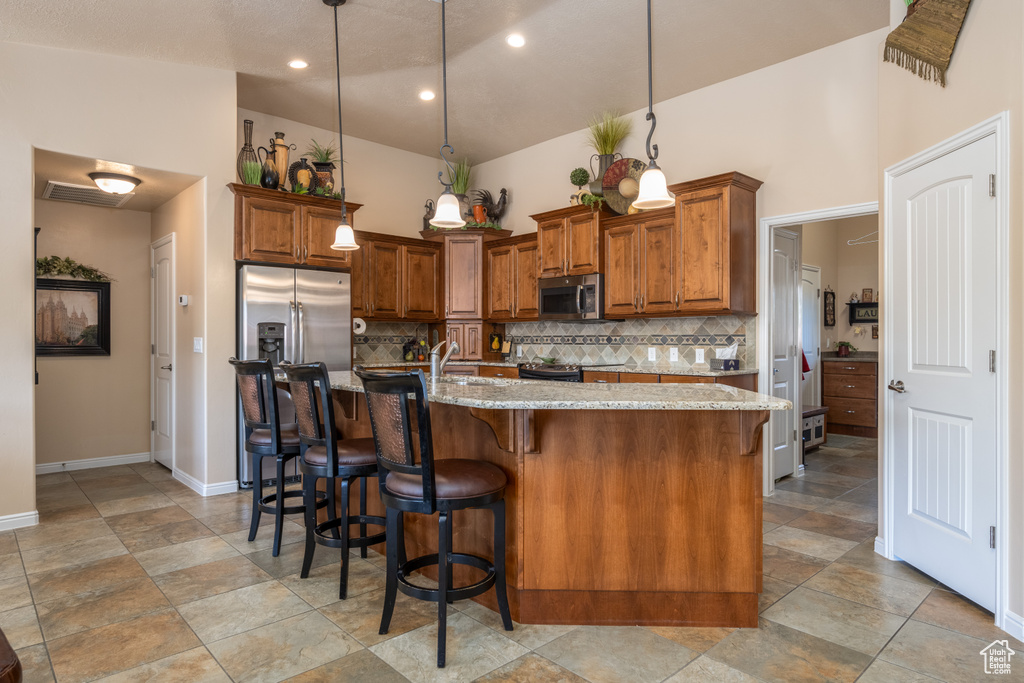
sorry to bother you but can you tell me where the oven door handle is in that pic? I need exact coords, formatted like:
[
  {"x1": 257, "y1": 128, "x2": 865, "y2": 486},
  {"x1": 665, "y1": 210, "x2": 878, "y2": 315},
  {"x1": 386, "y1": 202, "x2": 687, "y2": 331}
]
[{"x1": 576, "y1": 285, "x2": 584, "y2": 315}]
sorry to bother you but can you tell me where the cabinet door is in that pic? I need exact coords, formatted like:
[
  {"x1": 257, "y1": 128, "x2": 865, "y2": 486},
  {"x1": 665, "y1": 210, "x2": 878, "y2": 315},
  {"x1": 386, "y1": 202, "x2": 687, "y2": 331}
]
[
  {"x1": 639, "y1": 215, "x2": 677, "y2": 314},
  {"x1": 445, "y1": 235, "x2": 483, "y2": 319},
  {"x1": 583, "y1": 371, "x2": 619, "y2": 383},
  {"x1": 513, "y1": 241, "x2": 539, "y2": 319},
  {"x1": 445, "y1": 323, "x2": 464, "y2": 358},
  {"x1": 537, "y1": 219, "x2": 566, "y2": 278},
  {"x1": 403, "y1": 244, "x2": 441, "y2": 320},
  {"x1": 660, "y1": 375, "x2": 703, "y2": 384},
  {"x1": 301, "y1": 205, "x2": 352, "y2": 268},
  {"x1": 677, "y1": 186, "x2": 729, "y2": 312},
  {"x1": 350, "y1": 238, "x2": 368, "y2": 318},
  {"x1": 240, "y1": 196, "x2": 300, "y2": 264},
  {"x1": 464, "y1": 322, "x2": 483, "y2": 360},
  {"x1": 619, "y1": 373, "x2": 659, "y2": 383},
  {"x1": 478, "y1": 366, "x2": 519, "y2": 379},
  {"x1": 566, "y1": 211, "x2": 599, "y2": 275},
  {"x1": 603, "y1": 224, "x2": 639, "y2": 317},
  {"x1": 368, "y1": 241, "x2": 402, "y2": 319},
  {"x1": 486, "y1": 245, "x2": 514, "y2": 320}
]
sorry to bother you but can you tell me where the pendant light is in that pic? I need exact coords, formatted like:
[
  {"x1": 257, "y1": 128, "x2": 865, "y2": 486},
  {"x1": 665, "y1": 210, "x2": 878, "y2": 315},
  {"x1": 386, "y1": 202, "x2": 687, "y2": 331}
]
[
  {"x1": 88, "y1": 172, "x2": 140, "y2": 194},
  {"x1": 429, "y1": 0, "x2": 466, "y2": 229},
  {"x1": 326, "y1": 0, "x2": 358, "y2": 251},
  {"x1": 633, "y1": 0, "x2": 675, "y2": 210}
]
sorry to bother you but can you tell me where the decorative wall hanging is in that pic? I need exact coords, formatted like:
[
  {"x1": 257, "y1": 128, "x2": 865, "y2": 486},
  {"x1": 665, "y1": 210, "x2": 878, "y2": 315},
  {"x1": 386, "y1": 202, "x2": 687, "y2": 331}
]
[
  {"x1": 823, "y1": 287, "x2": 836, "y2": 328},
  {"x1": 883, "y1": 0, "x2": 972, "y2": 87},
  {"x1": 36, "y1": 279, "x2": 111, "y2": 356},
  {"x1": 36, "y1": 255, "x2": 113, "y2": 282}
]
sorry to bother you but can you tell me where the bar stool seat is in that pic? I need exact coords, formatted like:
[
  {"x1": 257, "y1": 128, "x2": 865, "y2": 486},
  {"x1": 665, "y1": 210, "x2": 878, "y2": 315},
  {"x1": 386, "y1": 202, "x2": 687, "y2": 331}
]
[
  {"x1": 248, "y1": 424, "x2": 299, "y2": 446},
  {"x1": 386, "y1": 459, "x2": 505, "y2": 500},
  {"x1": 304, "y1": 439, "x2": 377, "y2": 467}
]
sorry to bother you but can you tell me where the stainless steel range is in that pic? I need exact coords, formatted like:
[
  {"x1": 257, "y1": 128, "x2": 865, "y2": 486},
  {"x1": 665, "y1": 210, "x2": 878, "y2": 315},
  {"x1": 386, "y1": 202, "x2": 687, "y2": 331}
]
[{"x1": 517, "y1": 363, "x2": 583, "y2": 382}]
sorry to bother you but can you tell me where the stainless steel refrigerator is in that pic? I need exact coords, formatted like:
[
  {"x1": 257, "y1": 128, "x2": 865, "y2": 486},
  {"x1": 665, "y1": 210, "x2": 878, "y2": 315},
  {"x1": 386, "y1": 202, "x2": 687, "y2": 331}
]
[{"x1": 236, "y1": 264, "x2": 351, "y2": 487}]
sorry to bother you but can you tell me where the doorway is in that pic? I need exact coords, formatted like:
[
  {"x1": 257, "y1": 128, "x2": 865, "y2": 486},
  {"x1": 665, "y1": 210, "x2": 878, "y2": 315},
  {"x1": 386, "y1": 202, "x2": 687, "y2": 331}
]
[
  {"x1": 151, "y1": 234, "x2": 175, "y2": 470},
  {"x1": 800, "y1": 266, "x2": 821, "y2": 407}
]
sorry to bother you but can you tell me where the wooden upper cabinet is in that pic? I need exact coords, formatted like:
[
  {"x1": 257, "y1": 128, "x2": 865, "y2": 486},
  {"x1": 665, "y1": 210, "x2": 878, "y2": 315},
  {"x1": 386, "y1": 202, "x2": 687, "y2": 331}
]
[
  {"x1": 639, "y1": 213, "x2": 677, "y2": 314},
  {"x1": 368, "y1": 241, "x2": 402, "y2": 319},
  {"x1": 532, "y1": 205, "x2": 605, "y2": 279},
  {"x1": 238, "y1": 194, "x2": 300, "y2": 264},
  {"x1": 301, "y1": 205, "x2": 352, "y2": 268},
  {"x1": 486, "y1": 244, "x2": 514, "y2": 320},
  {"x1": 513, "y1": 240, "x2": 539, "y2": 319},
  {"x1": 444, "y1": 234, "x2": 483, "y2": 319},
  {"x1": 403, "y1": 244, "x2": 441, "y2": 321},
  {"x1": 350, "y1": 236, "x2": 368, "y2": 319},
  {"x1": 537, "y1": 218, "x2": 566, "y2": 278},
  {"x1": 484, "y1": 235, "x2": 539, "y2": 322},
  {"x1": 566, "y1": 212, "x2": 599, "y2": 275},
  {"x1": 603, "y1": 222, "x2": 639, "y2": 317}
]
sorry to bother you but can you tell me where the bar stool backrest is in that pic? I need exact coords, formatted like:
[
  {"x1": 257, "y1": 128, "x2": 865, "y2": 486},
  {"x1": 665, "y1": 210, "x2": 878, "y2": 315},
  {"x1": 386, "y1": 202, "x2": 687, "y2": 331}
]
[
  {"x1": 229, "y1": 357, "x2": 282, "y2": 453},
  {"x1": 355, "y1": 369, "x2": 437, "y2": 515},
  {"x1": 281, "y1": 361, "x2": 340, "y2": 477}
]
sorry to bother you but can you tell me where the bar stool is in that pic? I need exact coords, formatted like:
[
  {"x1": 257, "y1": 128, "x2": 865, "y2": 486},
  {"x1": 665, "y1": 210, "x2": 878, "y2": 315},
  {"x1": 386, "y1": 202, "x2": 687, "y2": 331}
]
[
  {"x1": 0, "y1": 626, "x2": 22, "y2": 683},
  {"x1": 230, "y1": 357, "x2": 327, "y2": 557},
  {"x1": 281, "y1": 361, "x2": 386, "y2": 599},
  {"x1": 355, "y1": 369, "x2": 512, "y2": 668}
]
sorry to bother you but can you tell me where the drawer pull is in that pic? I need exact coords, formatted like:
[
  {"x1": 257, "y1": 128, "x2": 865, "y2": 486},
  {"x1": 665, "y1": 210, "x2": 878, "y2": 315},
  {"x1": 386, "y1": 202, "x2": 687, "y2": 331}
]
[
  {"x1": 495, "y1": 373, "x2": 504, "y2": 377},
  {"x1": 844, "y1": 366, "x2": 856, "y2": 370},
  {"x1": 595, "y1": 380, "x2": 608, "y2": 384},
  {"x1": 846, "y1": 410, "x2": 856, "y2": 414},
  {"x1": 846, "y1": 385, "x2": 856, "y2": 389}
]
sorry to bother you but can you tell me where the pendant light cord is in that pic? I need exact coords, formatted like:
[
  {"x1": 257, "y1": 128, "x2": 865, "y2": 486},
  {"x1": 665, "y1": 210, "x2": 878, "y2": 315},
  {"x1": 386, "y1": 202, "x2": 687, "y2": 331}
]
[
  {"x1": 644, "y1": 0, "x2": 660, "y2": 169},
  {"x1": 437, "y1": 0, "x2": 456, "y2": 191},
  {"x1": 333, "y1": 4, "x2": 348, "y2": 220}
]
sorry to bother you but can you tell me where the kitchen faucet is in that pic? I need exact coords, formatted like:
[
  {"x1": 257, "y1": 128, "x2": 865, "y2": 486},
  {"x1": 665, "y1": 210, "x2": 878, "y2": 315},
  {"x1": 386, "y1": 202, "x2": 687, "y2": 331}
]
[{"x1": 429, "y1": 340, "x2": 460, "y2": 376}]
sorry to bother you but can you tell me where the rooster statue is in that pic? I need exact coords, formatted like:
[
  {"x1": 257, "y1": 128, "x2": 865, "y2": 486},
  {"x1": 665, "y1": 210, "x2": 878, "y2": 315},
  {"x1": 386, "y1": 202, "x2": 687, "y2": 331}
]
[{"x1": 472, "y1": 188, "x2": 508, "y2": 225}]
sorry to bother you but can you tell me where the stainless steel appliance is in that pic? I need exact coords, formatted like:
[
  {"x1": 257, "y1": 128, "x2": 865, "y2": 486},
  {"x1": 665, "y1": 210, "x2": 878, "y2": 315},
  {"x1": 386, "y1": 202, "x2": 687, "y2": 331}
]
[
  {"x1": 538, "y1": 273, "x2": 604, "y2": 321},
  {"x1": 236, "y1": 264, "x2": 352, "y2": 487},
  {"x1": 517, "y1": 363, "x2": 583, "y2": 382}
]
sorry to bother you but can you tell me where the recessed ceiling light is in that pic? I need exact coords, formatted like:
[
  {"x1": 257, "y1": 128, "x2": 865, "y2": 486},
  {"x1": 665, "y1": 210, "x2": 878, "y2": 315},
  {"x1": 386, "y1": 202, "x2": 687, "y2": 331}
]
[
  {"x1": 288, "y1": 59, "x2": 308, "y2": 69},
  {"x1": 88, "y1": 172, "x2": 141, "y2": 194},
  {"x1": 419, "y1": 90, "x2": 436, "y2": 101},
  {"x1": 506, "y1": 33, "x2": 525, "y2": 48}
]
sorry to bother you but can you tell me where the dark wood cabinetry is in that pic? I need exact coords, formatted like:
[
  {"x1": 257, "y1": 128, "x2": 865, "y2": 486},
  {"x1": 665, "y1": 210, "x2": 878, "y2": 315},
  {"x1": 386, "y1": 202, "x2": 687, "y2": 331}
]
[
  {"x1": 822, "y1": 360, "x2": 877, "y2": 437},
  {"x1": 602, "y1": 208, "x2": 676, "y2": 317},
  {"x1": 485, "y1": 234, "x2": 539, "y2": 321},
  {"x1": 349, "y1": 232, "x2": 441, "y2": 322},
  {"x1": 584, "y1": 370, "x2": 757, "y2": 390},
  {"x1": 402, "y1": 244, "x2": 442, "y2": 321},
  {"x1": 532, "y1": 205, "x2": 605, "y2": 279},
  {"x1": 444, "y1": 234, "x2": 484, "y2": 319}
]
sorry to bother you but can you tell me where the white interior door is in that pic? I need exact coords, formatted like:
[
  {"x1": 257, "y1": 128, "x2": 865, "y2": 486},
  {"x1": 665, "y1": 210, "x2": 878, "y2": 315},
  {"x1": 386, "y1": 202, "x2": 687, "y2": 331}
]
[
  {"x1": 771, "y1": 228, "x2": 800, "y2": 480},
  {"x1": 889, "y1": 133, "x2": 997, "y2": 610},
  {"x1": 152, "y1": 236, "x2": 175, "y2": 470},
  {"x1": 800, "y1": 266, "x2": 821, "y2": 407}
]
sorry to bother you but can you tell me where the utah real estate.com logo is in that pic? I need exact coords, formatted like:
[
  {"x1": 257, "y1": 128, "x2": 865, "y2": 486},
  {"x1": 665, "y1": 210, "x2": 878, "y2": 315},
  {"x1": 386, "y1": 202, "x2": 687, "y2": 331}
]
[{"x1": 980, "y1": 640, "x2": 1015, "y2": 675}]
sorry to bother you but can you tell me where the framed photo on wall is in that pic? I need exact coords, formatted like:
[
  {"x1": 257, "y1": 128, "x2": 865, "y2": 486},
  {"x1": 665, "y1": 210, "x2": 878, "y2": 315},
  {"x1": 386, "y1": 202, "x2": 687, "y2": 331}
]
[
  {"x1": 823, "y1": 289, "x2": 836, "y2": 328},
  {"x1": 35, "y1": 278, "x2": 111, "y2": 356}
]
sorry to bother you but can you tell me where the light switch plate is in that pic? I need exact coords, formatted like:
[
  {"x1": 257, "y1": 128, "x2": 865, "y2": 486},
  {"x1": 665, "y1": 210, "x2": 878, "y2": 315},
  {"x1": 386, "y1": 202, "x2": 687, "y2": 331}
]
[
  {"x1": 695, "y1": 348, "x2": 705, "y2": 363},
  {"x1": 193, "y1": 337, "x2": 203, "y2": 353},
  {"x1": 647, "y1": 347, "x2": 657, "y2": 362},
  {"x1": 669, "y1": 348, "x2": 679, "y2": 362}
]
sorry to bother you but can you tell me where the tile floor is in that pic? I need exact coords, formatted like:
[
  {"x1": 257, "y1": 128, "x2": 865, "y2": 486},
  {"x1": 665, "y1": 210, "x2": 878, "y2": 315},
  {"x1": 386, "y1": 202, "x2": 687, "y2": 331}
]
[{"x1": 3, "y1": 435, "x2": 1020, "y2": 682}]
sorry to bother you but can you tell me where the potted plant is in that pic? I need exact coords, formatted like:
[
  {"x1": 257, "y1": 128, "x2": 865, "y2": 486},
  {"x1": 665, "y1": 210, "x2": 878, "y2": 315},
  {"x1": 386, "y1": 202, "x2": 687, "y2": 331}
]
[
  {"x1": 569, "y1": 167, "x2": 590, "y2": 205},
  {"x1": 585, "y1": 112, "x2": 632, "y2": 195},
  {"x1": 305, "y1": 139, "x2": 338, "y2": 193},
  {"x1": 447, "y1": 159, "x2": 472, "y2": 220},
  {"x1": 835, "y1": 341, "x2": 858, "y2": 358}
]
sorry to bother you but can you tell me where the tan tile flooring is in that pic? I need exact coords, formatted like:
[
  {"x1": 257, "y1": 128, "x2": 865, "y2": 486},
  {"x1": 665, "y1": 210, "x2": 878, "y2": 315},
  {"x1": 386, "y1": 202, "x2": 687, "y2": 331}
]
[{"x1": 4, "y1": 435, "x2": 1021, "y2": 682}]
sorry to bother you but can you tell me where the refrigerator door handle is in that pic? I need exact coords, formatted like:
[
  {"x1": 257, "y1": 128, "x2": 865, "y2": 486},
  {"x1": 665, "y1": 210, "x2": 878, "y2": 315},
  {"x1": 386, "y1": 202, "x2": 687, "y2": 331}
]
[
  {"x1": 297, "y1": 301, "x2": 305, "y2": 363},
  {"x1": 289, "y1": 301, "x2": 296, "y2": 363}
]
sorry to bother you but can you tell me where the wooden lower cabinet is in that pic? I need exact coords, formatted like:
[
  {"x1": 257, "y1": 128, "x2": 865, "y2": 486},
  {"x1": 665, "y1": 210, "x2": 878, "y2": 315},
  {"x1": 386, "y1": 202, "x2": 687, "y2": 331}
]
[
  {"x1": 585, "y1": 371, "x2": 757, "y2": 390},
  {"x1": 659, "y1": 375, "x2": 703, "y2": 384},
  {"x1": 583, "y1": 371, "x2": 620, "y2": 384},
  {"x1": 442, "y1": 365, "x2": 479, "y2": 377},
  {"x1": 619, "y1": 373, "x2": 659, "y2": 384},
  {"x1": 822, "y1": 360, "x2": 878, "y2": 437},
  {"x1": 478, "y1": 366, "x2": 519, "y2": 379}
]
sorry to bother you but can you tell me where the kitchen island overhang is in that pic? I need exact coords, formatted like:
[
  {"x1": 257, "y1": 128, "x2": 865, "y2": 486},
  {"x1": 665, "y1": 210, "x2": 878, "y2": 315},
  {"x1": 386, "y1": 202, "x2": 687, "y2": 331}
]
[{"x1": 323, "y1": 372, "x2": 789, "y2": 627}]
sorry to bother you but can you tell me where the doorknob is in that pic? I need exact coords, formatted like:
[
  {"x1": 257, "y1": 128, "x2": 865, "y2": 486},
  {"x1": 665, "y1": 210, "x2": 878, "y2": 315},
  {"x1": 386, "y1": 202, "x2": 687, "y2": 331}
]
[
  {"x1": 161, "y1": 364, "x2": 173, "y2": 371},
  {"x1": 887, "y1": 380, "x2": 906, "y2": 393}
]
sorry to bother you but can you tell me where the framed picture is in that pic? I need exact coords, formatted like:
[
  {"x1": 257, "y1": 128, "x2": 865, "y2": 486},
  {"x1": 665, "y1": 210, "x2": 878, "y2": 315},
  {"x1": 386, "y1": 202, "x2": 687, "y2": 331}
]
[
  {"x1": 35, "y1": 278, "x2": 111, "y2": 356},
  {"x1": 861, "y1": 288, "x2": 874, "y2": 303},
  {"x1": 823, "y1": 289, "x2": 836, "y2": 328}
]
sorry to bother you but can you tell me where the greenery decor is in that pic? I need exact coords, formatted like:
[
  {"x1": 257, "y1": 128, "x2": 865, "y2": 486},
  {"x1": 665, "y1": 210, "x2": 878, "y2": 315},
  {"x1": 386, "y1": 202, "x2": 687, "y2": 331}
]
[
  {"x1": 36, "y1": 256, "x2": 113, "y2": 282},
  {"x1": 241, "y1": 160, "x2": 261, "y2": 185},
  {"x1": 579, "y1": 193, "x2": 605, "y2": 211},
  {"x1": 291, "y1": 183, "x2": 309, "y2": 195},
  {"x1": 305, "y1": 139, "x2": 339, "y2": 166},
  {"x1": 834, "y1": 341, "x2": 858, "y2": 353},
  {"x1": 429, "y1": 221, "x2": 502, "y2": 232},
  {"x1": 569, "y1": 167, "x2": 590, "y2": 188},
  {"x1": 585, "y1": 112, "x2": 632, "y2": 156},
  {"x1": 446, "y1": 159, "x2": 472, "y2": 194}
]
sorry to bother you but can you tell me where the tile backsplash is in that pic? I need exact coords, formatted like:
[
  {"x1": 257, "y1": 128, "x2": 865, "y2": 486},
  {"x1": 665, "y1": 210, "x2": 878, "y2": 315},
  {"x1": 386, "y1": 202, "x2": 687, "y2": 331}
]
[{"x1": 355, "y1": 316, "x2": 756, "y2": 370}]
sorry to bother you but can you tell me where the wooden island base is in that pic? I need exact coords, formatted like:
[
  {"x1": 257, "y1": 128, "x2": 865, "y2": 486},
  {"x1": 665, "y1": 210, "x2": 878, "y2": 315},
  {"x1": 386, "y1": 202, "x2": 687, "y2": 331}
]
[{"x1": 330, "y1": 390, "x2": 768, "y2": 628}]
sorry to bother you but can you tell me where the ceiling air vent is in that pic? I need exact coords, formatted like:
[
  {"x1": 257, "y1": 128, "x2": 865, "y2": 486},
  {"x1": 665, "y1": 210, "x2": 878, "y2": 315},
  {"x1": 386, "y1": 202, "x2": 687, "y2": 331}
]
[{"x1": 42, "y1": 181, "x2": 135, "y2": 208}]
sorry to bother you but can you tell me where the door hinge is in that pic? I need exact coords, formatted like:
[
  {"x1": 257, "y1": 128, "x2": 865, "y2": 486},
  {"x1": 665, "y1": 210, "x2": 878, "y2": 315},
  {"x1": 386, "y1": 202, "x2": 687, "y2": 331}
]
[
  {"x1": 151, "y1": 343, "x2": 155, "y2": 355},
  {"x1": 151, "y1": 267, "x2": 156, "y2": 278},
  {"x1": 990, "y1": 526, "x2": 996, "y2": 549},
  {"x1": 989, "y1": 174, "x2": 996, "y2": 198},
  {"x1": 793, "y1": 429, "x2": 798, "y2": 443},
  {"x1": 151, "y1": 420, "x2": 156, "y2": 431},
  {"x1": 989, "y1": 350, "x2": 996, "y2": 373}
]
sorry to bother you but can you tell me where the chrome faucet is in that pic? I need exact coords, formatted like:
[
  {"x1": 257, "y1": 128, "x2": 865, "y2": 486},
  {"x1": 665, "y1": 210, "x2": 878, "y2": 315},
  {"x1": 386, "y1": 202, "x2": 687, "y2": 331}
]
[{"x1": 429, "y1": 340, "x2": 460, "y2": 376}]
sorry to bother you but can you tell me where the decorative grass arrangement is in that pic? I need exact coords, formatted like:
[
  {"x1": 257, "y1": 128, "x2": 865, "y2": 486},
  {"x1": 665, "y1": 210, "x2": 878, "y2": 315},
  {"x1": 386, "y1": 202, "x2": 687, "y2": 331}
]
[
  {"x1": 446, "y1": 159, "x2": 472, "y2": 194},
  {"x1": 305, "y1": 139, "x2": 338, "y2": 166},
  {"x1": 36, "y1": 256, "x2": 113, "y2": 282},
  {"x1": 241, "y1": 161, "x2": 261, "y2": 185},
  {"x1": 585, "y1": 112, "x2": 632, "y2": 155}
]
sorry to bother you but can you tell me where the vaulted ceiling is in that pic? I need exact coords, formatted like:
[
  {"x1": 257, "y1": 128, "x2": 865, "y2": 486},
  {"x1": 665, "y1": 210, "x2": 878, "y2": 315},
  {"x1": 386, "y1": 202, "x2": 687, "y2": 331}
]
[{"x1": 1, "y1": 0, "x2": 889, "y2": 162}]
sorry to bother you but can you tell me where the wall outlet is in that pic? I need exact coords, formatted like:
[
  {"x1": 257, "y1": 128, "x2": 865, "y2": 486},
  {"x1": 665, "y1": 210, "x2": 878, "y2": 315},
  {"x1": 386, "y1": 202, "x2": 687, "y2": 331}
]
[
  {"x1": 193, "y1": 337, "x2": 203, "y2": 353},
  {"x1": 695, "y1": 348, "x2": 705, "y2": 363},
  {"x1": 516, "y1": 344, "x2": 523, "y2": 358},
  {"x1": 647, "y1": 347, "x2": 657, "y2": 362},
  {"x1": 669, "y1": 347, "x2": 679, "y2": 362}
]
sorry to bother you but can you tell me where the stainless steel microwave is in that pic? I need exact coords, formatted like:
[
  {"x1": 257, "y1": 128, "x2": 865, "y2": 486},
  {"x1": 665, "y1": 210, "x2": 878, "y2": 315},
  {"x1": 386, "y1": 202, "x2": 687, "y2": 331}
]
[{"x1": 538, "y1": 274, "x2": 604, "y2": 321}]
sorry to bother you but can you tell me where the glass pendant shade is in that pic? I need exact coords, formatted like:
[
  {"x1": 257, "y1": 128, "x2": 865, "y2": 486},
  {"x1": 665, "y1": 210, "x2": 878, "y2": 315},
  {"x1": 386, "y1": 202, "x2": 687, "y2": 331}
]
[
  {"x1": 430, "y1": 192, "x2": 466, "y2": 229},
  {"x1": 330, "y1": 221, "x2": 358, "y2": 250},
  {"x1": 633, "y1": 166, "x2": 674, "y2": 210}
]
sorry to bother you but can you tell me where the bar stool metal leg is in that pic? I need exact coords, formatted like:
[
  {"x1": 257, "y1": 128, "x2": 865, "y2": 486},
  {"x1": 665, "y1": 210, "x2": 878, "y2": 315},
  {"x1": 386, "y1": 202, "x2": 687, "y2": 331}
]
[
  {"x1": 300, "y1": 474, "x2": 318, "y2": 579},
  {"x1": 436, "y1": 510, "x2": 450, "y2": 668},
  {"x1": 248, "y1": 452, "x2": 263, "y2": 543},
  {"x1": 338, "y1": 477, "x2": 352, "y2": 599},
  {"x1": 359, "y1": 478, "x2": 368, "y2": 558},
  {"x1": 273, "y1": 456, "x2": 287, "y2": 556},
  {"x1": 379, "y1": 507, "x2": 401, "y2": 636}
]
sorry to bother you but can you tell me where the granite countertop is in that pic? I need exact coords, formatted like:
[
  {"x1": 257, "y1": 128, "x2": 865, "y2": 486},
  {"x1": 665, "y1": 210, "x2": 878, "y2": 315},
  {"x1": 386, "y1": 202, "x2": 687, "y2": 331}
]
[
  {"x1": 327, "y1": 371, "x2": 789, "y2": 411},
  {"x1": 820, "y1": 352, "x2": 878, "y2": 363},
  {"x1": 357, "y1": 360, "x2": 756, "y2": 377}
]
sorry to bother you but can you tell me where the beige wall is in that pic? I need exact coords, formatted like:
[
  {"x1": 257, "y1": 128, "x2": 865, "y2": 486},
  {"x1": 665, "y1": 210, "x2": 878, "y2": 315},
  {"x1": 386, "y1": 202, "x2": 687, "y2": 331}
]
[
  {"x1": 799, "y1": 221, "x2": 839, "y2": 349},
  {"x1": 238, "y1": 109, "x2": 441, "y2": 240},
  {"x1": 879, "y1": 0, "x2": 1024, "y2": 617},
  {"x1": 34, "y1": 200, "x2": 152, "y2": 464},
  {"x1": 475, "y1": 28, "x2": 885, "y2": 235}
]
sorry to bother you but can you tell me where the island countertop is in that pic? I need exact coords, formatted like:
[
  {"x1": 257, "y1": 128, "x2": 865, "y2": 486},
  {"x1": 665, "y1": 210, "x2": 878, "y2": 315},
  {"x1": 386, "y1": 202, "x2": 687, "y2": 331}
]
[{"x1": 325, "y1": 370, "x2": 790, "y2": 411}]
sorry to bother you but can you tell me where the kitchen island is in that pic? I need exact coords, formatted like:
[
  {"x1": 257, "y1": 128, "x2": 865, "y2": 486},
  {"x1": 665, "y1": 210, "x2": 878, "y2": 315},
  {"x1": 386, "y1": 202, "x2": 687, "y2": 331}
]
[{"x1": 325, "y1": 372, "x2": 789, "y2": 627}]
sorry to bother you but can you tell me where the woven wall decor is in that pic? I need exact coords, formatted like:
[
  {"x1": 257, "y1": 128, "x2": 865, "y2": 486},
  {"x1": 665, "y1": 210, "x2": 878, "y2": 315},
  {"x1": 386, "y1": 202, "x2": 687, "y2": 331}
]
[{"x1": 884, "y1": 0, "x2": 972, "y2": 86}]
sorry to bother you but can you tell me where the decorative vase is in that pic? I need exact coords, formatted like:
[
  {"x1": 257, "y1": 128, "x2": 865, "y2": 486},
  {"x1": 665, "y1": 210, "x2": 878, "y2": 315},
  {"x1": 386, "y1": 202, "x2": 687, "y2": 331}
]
[
  {"x1": 272, "y1": 132, "x2": 295, "y2": 190},
  {"x1": 237, "y1": 119, "x2": 259, "y2": 185},
  {"x1": 257, "y1": 144, "x2": 279, "y2": 190},
  {"x1": 472, "y1": 205, "x2": 487, "y2": 224},
  {"x1": 588, "y1": 153, "x2": 621, "y2": 196},
  {"x1": 312, "y1": 162, "x2": 335, "y2": 194},
  {"x1": 455, "y1": 193, "x2": 472, "y2": 221},
  {"x1": 837, "y1": 345, "x2": 851, "y2": 358},
  {"x1": 290, "y1": 157, "x2": 316, "y2": 193}
]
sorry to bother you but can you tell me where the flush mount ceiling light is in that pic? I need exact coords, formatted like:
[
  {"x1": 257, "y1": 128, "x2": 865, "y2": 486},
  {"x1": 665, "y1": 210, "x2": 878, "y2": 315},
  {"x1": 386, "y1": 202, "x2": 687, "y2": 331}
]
[
  {"x1": 506, "y1": 33, "x2": 525, "y2": 48},
  {"x1": 419, "y1": 90, "x2": 436, "y2": 101},
  {"x1": 88, "y1": 172, "x2": 140, "y2": 195},
  {"x1": 429, "y1": 0, "x2": 465, "y2": 229},
  {"x1": 632, "y1": 0, "x2": 675, "y2": 210},
  {"x1": 288, "y1": 59, "x2": 309, "y2": 69},
  {"x1": 324, "y1": 0, "x2": 358, "y2": 251}
]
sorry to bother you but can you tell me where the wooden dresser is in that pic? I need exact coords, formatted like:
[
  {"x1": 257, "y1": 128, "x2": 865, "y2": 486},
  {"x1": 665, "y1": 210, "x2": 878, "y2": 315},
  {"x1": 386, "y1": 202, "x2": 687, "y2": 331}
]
[{"x1": 822, "y1": 359, "x2": 877, "y2": 438}]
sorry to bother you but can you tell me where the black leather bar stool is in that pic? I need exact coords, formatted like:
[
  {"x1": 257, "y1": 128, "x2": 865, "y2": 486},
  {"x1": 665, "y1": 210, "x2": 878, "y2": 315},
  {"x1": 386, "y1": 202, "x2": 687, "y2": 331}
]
[
  {"x1": 355, "y1": 369, "x2": 512, "y2": 668},
  {"x1": 282, "y1": 361, "x2": 386, "y2": 599},
  {"x1": 230, "y1": 357, "x2": 327, "y2": 557}
]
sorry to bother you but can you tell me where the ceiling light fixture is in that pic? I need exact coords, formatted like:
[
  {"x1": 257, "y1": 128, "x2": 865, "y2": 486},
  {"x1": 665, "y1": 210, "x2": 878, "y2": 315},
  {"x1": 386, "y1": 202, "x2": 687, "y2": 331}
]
[
  {"x1": 419, "y1": 90, "x2": 436, "y2": 101},
  {"x1": 325, "y1": 0, "x2": 358, "y2": 251},
  {"x1": 88, "y1": 172, "x2": 140, "y2": 195},
  {"x1": 429, "y1": 0, "x2": 465, "y2": 229},
  {"x1": 288, "y1": 59, "x2": 309, "y2": 69},
  {"x1": 632, "y1": 0, "x2": 675, "y2": 210},
  {"x1": 506, "y1": 33, "x2": 525, "y2": 48}
]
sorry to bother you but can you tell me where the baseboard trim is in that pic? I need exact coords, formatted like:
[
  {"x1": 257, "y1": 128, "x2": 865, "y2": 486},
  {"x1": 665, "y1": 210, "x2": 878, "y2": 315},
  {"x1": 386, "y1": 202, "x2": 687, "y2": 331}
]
[
  {"x1": 173, "y1": 469, "x2": 238, "y2": 497},
  {"x1": 0, "y1": 511, "x2": 39, "y2": 531},
  {"x1": 1001, "y1": 609, "x2": 1024, "y2": 641},
  {"x1": 873, "y1": 535, "x2": 891, "y2": 559},
  {"x1": 36, "y1": 452, "x2": 151, "y2": 475}
]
